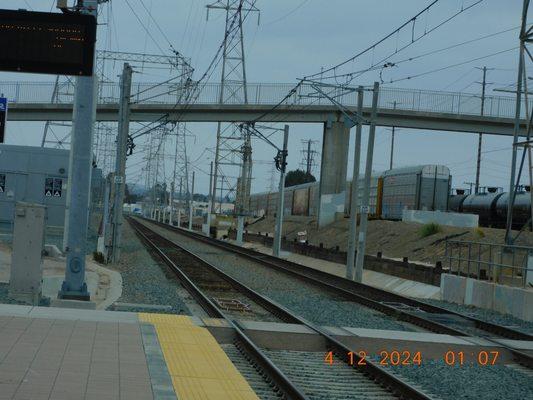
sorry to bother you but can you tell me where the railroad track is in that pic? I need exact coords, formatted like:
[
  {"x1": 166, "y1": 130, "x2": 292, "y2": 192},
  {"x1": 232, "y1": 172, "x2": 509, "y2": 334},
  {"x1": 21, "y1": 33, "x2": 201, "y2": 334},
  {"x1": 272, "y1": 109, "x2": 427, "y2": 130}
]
[
  {"x1": 138, "y1": 216, "x2": 533, "y2": 369},
  {"x1": 129, "y1": 217, "x2": 435, "y2": 400}
]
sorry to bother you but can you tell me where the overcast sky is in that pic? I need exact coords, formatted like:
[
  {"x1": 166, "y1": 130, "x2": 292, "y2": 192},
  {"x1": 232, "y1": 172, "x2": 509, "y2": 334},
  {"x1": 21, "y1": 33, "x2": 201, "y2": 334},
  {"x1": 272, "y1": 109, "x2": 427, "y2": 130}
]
[{"x1": 1, "y1": 0, "x2": 528, "y2": 196}]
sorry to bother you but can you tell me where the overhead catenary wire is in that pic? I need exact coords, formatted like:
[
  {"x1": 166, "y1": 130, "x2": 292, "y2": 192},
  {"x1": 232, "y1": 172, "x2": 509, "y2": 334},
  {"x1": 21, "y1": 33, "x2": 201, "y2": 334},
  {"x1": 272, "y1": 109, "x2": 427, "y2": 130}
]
[
  {"x1": 387, "y1": 47, "x2": 517, "y2": 84},
  {"x1": 240, "y1": 0, "x2": 487, "y2": 129},
  {"x1": 307, "y1": 0, "x2": 486, "y2": 84}
]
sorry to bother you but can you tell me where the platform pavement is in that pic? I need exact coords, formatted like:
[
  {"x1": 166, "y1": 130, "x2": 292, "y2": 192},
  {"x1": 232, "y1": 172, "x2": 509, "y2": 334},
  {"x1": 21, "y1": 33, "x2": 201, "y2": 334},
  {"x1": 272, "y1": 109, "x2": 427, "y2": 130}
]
[{"x1": 0, "y1": 305, "x2": 259, "y2": 400}]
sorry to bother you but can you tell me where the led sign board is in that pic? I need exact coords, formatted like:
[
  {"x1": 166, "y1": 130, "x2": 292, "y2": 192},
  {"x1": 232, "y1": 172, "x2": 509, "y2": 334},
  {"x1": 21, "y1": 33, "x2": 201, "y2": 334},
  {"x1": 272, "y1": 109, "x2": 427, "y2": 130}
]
[{"x1": 0, "y1": 9, "x2": 96, "y2": 76}]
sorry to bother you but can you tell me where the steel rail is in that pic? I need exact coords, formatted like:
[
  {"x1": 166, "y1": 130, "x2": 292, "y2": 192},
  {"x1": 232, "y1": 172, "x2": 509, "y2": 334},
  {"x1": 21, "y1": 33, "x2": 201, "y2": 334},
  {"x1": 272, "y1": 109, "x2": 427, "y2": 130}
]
[
  {"x1": 140, "y1": 217, "x2": 533, "y2": 369},
  {"x1": 130, "y1": 217, "x2": 435, "y2": 400},
  {"x1": 129, "y1": 218, "x2": 309, "y2": 400}
]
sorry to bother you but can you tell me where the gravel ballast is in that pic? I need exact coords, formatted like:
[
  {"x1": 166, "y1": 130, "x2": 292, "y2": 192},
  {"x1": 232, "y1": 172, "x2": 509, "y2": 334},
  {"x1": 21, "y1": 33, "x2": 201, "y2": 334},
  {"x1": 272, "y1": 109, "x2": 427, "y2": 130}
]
[
  {"x1": 138, "y1": 220, "x2": 415, "y2": 331},
  {"x1": 384, "y1": 360, "x2": 533, "y2": 400},
  {"x1": 108, "y1": 220, "x2": 191, "y2": 314},
  {"x1": 423, "y1": 298, "x2": 533, "y2": 335}
]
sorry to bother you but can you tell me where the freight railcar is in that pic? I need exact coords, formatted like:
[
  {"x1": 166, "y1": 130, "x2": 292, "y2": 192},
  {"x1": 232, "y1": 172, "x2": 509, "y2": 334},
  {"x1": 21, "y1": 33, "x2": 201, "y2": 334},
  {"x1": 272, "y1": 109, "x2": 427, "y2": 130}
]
[
  {"x1": 381, "y1": 165, "x2": 451, "y2": 220},
  {"x1": 249, "y1": 164, "x2": 450, "y2": 221},
  {"x1": 450, "y1": 187, "x2": 533, "y2": 229}
]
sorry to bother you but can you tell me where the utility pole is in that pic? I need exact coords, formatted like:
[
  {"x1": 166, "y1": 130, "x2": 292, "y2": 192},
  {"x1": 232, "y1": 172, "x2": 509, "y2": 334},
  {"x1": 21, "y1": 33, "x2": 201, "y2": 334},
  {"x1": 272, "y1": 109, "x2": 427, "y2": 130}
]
[
  {"x1": 346, "y1": 87, "x2": 364, "y2": 280},
  {"x1": 354, "y1": 82, "x2": 380, "y2": 283},
  {"x1": 59, "y1": 0, "x2": 99, "y2": 300},
  {"x1": 110, "y1": 63, "x2": 132, "y2": 263},
  {"x1": 475, "y1": 66, "x2": 493, "y2": 194},
  {"x1": 188, "y1": 171, "x2": 195, "y2": 230},
  {"x1": 273, "y1": 125, "x2": 289, "y2": 257},
  {"x1": 306, "y1": 139, "x2": 312, "y2": 173}
]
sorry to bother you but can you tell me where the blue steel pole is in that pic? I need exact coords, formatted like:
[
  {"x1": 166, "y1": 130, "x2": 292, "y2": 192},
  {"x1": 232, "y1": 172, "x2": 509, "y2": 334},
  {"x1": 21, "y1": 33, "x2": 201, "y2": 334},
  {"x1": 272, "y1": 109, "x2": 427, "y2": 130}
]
[{"x1": 59, "y1": 0, "x2": 98, "y2": 300}]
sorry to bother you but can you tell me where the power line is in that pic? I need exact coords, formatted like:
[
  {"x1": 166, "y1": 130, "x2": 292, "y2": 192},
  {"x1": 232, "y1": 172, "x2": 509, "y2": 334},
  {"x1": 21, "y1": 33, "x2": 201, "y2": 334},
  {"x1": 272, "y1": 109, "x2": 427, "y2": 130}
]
[
  {"x1": 124, "y1": 0, "x2": 167, "y2": 55},
  {"x1": 387, "y1": 47, "x2": 517, "y2": 84},
  {"x1": 137, "y1": 0, "x2": 175, "y2": 51},
  {"x1": 263, "y1": 0, "x2": 311, "y2": 26}
]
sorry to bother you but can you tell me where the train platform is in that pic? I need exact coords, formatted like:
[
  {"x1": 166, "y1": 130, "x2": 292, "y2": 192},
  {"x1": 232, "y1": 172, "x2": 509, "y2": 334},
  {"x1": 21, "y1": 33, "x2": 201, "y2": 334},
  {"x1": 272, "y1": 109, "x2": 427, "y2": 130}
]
[{"x1": 0, "y1": 304, "x2": 259, "y2": 400}]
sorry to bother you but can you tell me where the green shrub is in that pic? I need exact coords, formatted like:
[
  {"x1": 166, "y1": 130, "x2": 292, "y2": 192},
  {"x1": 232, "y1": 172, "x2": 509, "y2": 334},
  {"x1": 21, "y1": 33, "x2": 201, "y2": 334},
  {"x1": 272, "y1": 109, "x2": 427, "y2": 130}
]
[{"x1": 419, "y1": 222, "x2": 442, "y2": 238}]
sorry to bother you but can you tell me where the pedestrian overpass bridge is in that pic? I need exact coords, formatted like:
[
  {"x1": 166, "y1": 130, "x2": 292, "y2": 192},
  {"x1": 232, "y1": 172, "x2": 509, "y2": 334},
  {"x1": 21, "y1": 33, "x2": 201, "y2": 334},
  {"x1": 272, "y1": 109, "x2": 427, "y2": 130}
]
[{"x1": 1, "y1": 81, "x2": 527, "y2": 135}]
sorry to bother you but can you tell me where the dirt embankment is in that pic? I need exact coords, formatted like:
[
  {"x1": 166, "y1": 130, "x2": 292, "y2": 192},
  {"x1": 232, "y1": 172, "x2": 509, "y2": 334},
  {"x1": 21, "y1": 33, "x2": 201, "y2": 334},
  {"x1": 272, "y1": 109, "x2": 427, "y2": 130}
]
[{"x1": 246, "y1": 216, "x2": 533, "y2": 265}]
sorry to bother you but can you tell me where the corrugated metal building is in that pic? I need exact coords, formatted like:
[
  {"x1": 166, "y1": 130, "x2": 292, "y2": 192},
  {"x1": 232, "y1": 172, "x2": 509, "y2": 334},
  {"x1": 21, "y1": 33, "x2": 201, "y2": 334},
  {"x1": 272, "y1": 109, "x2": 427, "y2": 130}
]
[{"x1": 0, "y1": 144, "x2": 70, "y2": 228}]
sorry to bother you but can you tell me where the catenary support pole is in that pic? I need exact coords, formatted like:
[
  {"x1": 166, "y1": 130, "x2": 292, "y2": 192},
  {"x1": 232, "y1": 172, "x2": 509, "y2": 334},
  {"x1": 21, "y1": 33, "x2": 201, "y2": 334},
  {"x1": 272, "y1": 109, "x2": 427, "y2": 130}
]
[
  {"x1": 236, "y1": 216, "x2": 244, "y2": 245},
  {"x1": 204, "y1": 161, "x2": 213, "y2": 236},
  {"x1": 273, "y1": 125, "x2": 289, "y2": 257},
  {"x1": 354, "y1": 82, "x2": 380, "y2": 283},
  {"x1": 475, "y1": 66, "x2": 488, "y2": 194},
  {"x1": 346, "y1": 87, "x2": 364, "y2": 280},
  {"x1": 102, "y1": 176, "x2": 110, "y2": 255},
  {"x1": 389, "y1": 101, "x2": 397, "y2": 170},
  {"x1": 110, "y1": 63, "x2": 132, "y2": 263},
  {"x1": 169, "y1": 181, "x2": 174, "y2": 225},
  {"x1": 506, "y1": 0, "x2": 528, "y2": 245},
  {"x1": 189, "y1": 171, "x2": 195, "y2": 230},
  {"x1": 178, "y1": 177, "x2": 183, "y2": 228},
  {"x1": 59, "y1": 0, "x2": 98, "y2": 300}
]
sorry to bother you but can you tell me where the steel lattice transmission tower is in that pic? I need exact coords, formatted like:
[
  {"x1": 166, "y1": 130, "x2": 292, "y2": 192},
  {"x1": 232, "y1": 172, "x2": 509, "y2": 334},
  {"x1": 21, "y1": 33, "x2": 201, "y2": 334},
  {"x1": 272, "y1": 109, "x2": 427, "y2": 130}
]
[
  {"x1": 207, "y1": 1, "x2": 259, "y2": 213},
  {"x1": 300, "y1": 139, "x2": 319, "y2": 175}
]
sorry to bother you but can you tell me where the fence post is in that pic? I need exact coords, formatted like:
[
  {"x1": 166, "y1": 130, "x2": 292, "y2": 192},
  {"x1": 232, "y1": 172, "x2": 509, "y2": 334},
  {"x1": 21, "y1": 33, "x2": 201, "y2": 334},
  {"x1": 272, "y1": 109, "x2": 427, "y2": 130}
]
[
  {"x1": 458, "y1": 244, "x2": 462, "y2": 275},
  {"x1": 467, "y1": 242, "x2": 471, "y2": 277},
  {"x1": 477, "y1": 242, "x2": 481, "y2": 279}
]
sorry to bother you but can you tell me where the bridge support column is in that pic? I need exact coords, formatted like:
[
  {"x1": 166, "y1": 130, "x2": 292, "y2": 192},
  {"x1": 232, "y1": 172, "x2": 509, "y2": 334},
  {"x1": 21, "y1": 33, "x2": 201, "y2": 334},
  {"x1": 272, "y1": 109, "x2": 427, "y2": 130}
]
[{"x1": 317, "y1": 120, "x2": 350, "y2": 228}]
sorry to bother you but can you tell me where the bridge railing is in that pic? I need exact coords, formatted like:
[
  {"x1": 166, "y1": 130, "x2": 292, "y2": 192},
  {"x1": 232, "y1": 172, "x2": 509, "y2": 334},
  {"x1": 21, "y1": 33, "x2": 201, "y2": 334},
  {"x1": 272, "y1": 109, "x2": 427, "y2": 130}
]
[{"x1": 0, "y1": 81, "x2": 521, "y2": 119}]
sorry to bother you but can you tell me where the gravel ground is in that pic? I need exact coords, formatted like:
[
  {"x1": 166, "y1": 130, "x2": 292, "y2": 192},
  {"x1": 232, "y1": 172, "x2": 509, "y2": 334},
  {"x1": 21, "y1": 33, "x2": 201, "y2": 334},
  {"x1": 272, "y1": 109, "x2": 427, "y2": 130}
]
[
  {"x1": 107, "y1": 220, "x2": 191, "y2": 315},
  {"x1": 423, "y1": 298, "x2": 533, "y2": 335},
  {"x1": 139, "y1": 220, "x2": 415, "y2": 331},
  {"x1": 0, "y1": 283, "x2": 50, "y2": 306},
  {"x1": 382, "y1": 360, "x2": 533, "y2": 400}
]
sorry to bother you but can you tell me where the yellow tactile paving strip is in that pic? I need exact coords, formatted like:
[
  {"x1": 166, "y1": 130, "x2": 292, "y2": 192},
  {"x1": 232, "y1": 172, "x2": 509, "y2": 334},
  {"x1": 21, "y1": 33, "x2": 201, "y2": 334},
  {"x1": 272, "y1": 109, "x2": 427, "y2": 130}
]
[{"x1": 139, "y1": 313, "x2": 260, "y2": 400}]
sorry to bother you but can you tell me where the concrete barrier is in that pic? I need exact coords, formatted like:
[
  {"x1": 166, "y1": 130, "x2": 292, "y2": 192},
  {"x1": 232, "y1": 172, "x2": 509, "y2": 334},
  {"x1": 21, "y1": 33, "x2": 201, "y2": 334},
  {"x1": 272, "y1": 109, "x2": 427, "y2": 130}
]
[
  {"x1": 464, "y1": 278, "x2": 494, "y2": 309},
  {"x1": 493, "y1": 284, "x2": 516, "y2": 315},
  {"x1": 402, "y1": 209, "x2": 478, "y2": 228},
  {"x1": 440, "y1": 274, "x2": 533, "y2": 322},
  {"x1": 440, "y1": 274, "x2": 467, "y2": 304},
  {"x1": 519, "y1": 288, "x2": 533, "y2": 322}
]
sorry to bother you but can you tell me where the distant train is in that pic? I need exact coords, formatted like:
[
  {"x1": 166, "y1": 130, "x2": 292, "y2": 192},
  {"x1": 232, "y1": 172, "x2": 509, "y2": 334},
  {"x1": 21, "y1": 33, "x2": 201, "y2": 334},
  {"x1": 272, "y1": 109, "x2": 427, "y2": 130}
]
[
  {"x1": 249, "y1": 165, "x2": 451, "y2": 220},
  {"x1": 249, "y1": 163, "x2": 532, "y2": 230},
  {"x1": 449, "y1": 187, "x2": 532, "y2": 229}
]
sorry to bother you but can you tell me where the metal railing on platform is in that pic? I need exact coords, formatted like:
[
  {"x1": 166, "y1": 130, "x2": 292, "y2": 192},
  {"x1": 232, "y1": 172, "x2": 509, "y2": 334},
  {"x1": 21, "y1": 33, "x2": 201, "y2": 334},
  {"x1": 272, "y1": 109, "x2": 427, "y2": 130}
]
[
  {"x1": 0, "y1": 81, "x2": 522, "y2": 119},
  {"x1": 445, "y1": 239, "x2": 533, "y2": 288}
]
